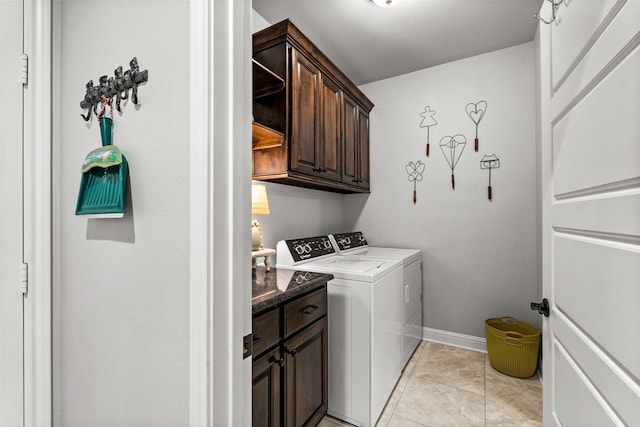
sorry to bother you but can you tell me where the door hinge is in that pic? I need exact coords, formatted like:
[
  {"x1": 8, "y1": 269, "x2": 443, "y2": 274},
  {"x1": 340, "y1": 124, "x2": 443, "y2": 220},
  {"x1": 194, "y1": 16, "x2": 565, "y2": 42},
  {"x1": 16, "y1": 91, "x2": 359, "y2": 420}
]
[
  {"x1": 243, "y1": 333, "x2": 253, "y2": 359},
  {"x1": 19, "y1": 263, "x2": 28, "y2": 294},
  {"x1": 21, "y1": 53, "x2": 28, "y2": 86}
]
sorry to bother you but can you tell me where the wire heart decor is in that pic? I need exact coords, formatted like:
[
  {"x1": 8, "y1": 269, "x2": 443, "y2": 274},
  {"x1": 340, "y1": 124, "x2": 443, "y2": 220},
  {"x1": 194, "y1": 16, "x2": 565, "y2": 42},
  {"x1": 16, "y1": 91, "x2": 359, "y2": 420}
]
[{"x1": 465, "y1": 100, "x2": 487, "y2": 152}]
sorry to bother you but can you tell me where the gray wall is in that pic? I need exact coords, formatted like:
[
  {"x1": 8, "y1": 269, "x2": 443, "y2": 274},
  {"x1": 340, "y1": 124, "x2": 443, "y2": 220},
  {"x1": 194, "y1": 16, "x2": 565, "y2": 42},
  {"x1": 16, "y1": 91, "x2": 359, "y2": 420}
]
[
  {"x1": 345, "y1": 42, "x2": 540, "y2": 337},
  {"x1": 52, "y1": 1, "x2": 190, "y2": 425},
  {"x1": 255, "y1": 182, "x2": 347, "y2": 253}
]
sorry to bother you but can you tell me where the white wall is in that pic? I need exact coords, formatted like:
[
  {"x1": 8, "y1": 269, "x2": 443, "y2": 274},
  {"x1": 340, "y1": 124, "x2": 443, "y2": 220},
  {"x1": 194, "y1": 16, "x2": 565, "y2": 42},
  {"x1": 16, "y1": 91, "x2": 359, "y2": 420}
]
[
  {"x1": 52, "y1": 1, "x2": 190, "y2": 425},
  {"x1": 252, "y1": 10, "x2": 347, "y2": 255},
  {"x1": 345, "y1": 43, "x2": 539, "y2": 338}
]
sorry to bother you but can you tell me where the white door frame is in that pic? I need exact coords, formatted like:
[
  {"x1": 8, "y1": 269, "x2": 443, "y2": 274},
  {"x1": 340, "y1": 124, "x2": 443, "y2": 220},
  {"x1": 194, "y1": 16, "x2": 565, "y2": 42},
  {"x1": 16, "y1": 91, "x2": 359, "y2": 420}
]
[
  {"x1": 22, "y1": 0, "x2": 53, "y2": 426},
  {"x1": 189, "y1": 0, "x2": 252, "y2": 425}
]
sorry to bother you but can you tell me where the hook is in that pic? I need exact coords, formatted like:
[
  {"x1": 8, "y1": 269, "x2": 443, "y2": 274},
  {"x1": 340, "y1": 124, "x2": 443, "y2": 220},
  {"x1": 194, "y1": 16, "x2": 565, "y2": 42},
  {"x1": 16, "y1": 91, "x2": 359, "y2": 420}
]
[
  {"x1": 79, "y1": 57, "x2": 148, "y2": 122},
  {"x1": 534, "y1": 12, "x2": 555, "y2": 24},
  {"x1": 534, "y1": 0, "x2": 563, "y2": 24}
]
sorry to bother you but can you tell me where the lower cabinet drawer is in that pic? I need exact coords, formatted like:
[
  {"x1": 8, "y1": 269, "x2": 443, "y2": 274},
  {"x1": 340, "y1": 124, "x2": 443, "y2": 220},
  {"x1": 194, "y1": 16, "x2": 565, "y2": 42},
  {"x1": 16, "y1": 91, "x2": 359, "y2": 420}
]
[
  {"x1": 252, "y1": 308, "x2": 280, "y2": 357},
  {"x1": 283, "y1": 287, "x2": 327, "y2": 338}
]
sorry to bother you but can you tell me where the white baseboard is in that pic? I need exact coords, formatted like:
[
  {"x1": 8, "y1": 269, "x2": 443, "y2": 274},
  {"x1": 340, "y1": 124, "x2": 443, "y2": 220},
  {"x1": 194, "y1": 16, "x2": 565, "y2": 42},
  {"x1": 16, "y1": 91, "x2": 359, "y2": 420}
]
[{"x1": 422, "y1": 326, "x2": 487, "y2": 353}]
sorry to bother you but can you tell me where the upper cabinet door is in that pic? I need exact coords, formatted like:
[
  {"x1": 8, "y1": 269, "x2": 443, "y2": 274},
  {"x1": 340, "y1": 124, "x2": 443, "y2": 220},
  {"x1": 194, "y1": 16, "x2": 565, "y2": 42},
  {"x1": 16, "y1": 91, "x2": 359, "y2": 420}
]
[
  {"x1": 341, "y1": 93, "x2": 359, "y2": 186},
  {"x1": 357, "y1": 108, "x2": 370, "y2": 190},
  {"x1": 290, "y1": 49, "x2": 320, "y2": 176},
  {"x1": 319, "y1": 76, "x2": 342, "y2": 182}
]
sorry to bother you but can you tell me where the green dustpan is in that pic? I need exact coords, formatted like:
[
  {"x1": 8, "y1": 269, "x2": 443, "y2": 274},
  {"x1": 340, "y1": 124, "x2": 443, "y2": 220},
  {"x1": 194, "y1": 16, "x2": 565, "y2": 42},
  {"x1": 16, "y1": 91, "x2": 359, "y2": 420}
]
[{"x1": 75, "y1": 117, "x2": 128, "y2": 217}]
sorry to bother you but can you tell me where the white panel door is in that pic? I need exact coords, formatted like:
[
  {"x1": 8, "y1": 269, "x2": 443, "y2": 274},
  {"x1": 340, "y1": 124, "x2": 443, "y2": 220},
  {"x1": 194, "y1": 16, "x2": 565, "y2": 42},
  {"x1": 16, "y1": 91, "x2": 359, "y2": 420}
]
[
  {"x1": 0, "y1": 1, "x2": 25, "y2": 425},
  {"x1": 539, "y1": 1, "x2": 640, "y2": 425}
]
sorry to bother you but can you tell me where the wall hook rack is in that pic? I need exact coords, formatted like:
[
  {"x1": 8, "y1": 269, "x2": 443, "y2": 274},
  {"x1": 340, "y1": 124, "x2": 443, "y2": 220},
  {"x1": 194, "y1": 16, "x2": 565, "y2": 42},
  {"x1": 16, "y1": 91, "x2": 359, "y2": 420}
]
[
  {"x1": 534, "y1": 0, "x2": 564, "y2": 24},
  {"x1": 80, "y1": 57, "x2": 149, "y2": 122}
]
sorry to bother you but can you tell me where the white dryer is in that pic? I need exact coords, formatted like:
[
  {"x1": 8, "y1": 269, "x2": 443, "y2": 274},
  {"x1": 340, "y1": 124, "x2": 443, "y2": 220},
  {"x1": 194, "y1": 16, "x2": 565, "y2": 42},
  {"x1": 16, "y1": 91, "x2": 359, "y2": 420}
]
[
  {"x1": 276, "y1": 235, "x2": 402, "y2": 427},
  {"x1": 329, "y1": 232, "x2": 423, "y2": 368}
]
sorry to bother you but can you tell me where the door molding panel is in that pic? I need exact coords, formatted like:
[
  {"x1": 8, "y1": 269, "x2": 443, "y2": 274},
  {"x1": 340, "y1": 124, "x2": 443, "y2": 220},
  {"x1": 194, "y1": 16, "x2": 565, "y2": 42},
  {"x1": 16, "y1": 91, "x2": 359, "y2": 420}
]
[
  {"x1": 189, "y1": 0, "x2": 252, "y2": 425},
  {"x1": 23, "y1": 0, "x2": 53, "y2": 425}
]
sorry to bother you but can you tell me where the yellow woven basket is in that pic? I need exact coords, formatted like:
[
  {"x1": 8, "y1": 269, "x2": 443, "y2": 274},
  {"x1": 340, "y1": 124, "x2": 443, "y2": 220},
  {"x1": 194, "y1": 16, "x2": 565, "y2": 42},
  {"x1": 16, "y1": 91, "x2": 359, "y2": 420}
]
[{"x1": 485, "y1": 317, "x2": 540, "y2": 378}]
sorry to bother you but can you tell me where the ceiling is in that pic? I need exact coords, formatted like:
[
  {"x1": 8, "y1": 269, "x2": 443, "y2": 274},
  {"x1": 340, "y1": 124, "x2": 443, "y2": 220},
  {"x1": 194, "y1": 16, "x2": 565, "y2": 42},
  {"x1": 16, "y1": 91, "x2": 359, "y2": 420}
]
[{"x1": 252, "y1": 0, "x2": 544, "y2": 85}]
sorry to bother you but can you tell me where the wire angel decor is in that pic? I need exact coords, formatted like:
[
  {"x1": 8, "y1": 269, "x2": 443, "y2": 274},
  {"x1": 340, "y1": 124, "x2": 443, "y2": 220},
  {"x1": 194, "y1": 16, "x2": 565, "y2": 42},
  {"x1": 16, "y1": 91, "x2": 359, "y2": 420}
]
[
  {"x1": 439, "y1": 134, "x2": 466, "y2": 190},
  {"x1": 480, "y1": 154, "x2": 500, "y2": 201},
  {"x1": 405, "y1": 160, "x2": 425, "y2": 204},
  {"x1": 465, "y1": 100, "x2": 487, "y2": 152},
  {"x1": 419, "y1": 106, "x2": 437, "y2": 157}
]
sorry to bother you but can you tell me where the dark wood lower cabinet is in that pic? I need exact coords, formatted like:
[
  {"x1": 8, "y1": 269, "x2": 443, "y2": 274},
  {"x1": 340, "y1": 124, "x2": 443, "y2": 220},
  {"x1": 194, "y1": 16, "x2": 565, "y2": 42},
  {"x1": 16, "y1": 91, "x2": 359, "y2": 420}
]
[
  {"x1": 252, "y1": 287, "x2": 328, "y2": 427},
  {"x1": 284, "y1": 317, "x2": 328, "y2": 427},
  {"x1": 253, "y1": 347, "x2": 282, "y2": 427}
]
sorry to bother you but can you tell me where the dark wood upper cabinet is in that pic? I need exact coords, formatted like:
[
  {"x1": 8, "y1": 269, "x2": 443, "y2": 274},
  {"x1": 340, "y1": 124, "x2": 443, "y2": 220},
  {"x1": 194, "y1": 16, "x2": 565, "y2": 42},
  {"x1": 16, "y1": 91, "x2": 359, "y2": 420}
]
[
  {"x1": 252, "y1": 19, "x2": 374, "y2": 194},
  {"x1": 290, "y1": 50, "x2": 320, "y2": 177},
  {"x1": 319, "y1": 76, "x2": 342, "y2": 183}
]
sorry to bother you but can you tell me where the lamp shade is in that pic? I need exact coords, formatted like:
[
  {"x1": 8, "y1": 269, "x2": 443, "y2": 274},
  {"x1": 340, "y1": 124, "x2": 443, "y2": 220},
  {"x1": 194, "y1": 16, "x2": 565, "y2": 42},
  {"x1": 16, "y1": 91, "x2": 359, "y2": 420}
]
[{"x1": 251, "y1": 184, "x2": 270, "y2": 216}]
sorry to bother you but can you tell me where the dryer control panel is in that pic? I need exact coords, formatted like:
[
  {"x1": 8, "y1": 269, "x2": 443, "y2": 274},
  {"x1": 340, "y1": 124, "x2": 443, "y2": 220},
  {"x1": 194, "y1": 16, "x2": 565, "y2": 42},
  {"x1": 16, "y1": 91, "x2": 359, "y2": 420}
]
[
  {"x1": 284, "y1": 235, "x2": 335, "y2": 262},
  {"x1": 331, "y1": 231, "x2": 368, "y2": 251}
]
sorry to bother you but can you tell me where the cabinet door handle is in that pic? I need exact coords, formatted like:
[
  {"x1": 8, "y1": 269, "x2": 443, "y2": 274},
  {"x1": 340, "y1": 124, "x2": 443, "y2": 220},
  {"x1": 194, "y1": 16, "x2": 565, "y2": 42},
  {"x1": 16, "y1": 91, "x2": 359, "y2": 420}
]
[
  {"x1": 285, "y1": 347, "x2": 297, "y2": 356},
  {"x1": 301, "y1": 304, "x2": 319, "y2": 315},
  {"x1": 269, "y1": 355, "x2": 284, "y2": 367},
  {"x1": 321, "y1": 168, "x2": 327, "y2": 173}
]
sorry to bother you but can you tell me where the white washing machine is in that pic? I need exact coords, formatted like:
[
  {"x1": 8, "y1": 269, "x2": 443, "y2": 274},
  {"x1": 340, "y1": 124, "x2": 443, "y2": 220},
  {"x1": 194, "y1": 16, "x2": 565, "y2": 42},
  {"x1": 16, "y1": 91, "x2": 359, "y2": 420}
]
[
  {"x1": 276, "y1": 235, "x2": 402, "y2": 427},
  {"x1": 329, "y1": 232, "x2": 423, "y2": 369}
]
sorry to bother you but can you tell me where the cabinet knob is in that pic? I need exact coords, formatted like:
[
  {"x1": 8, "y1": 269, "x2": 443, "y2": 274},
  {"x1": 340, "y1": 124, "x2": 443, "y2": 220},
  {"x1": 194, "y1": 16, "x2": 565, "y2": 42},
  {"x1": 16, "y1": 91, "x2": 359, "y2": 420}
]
[
  {"x1": 269, "y1": 355, "x2": 284, "y2": 367},
  {"x1": 301, "y1": 304, "x2": 319, "y2": 315},
  {"x1": 286, "y1": 347, "x2": 297, "y2": 356}
]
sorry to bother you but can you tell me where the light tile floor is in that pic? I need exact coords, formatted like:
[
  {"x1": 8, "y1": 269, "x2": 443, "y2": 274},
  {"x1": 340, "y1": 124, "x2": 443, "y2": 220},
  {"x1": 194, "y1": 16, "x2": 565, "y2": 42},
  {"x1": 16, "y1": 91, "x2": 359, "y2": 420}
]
[{"x1": 319, "y1": 341, "x2": 542, "y2": 427}]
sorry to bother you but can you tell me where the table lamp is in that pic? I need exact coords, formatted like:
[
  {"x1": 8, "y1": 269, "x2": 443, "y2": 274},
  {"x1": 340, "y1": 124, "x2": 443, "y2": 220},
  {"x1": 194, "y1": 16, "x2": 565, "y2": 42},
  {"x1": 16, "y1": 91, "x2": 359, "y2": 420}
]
[{"x1": 251, "y1": 184, "x2": 270, "y2": 250}]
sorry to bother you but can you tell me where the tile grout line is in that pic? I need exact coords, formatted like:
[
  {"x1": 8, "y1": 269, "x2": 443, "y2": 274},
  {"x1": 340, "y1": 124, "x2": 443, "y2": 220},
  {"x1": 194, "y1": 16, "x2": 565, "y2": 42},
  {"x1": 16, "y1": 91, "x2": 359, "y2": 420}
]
[{"x1": 484, "y1": 354, "x2": 487, "y2": 427}]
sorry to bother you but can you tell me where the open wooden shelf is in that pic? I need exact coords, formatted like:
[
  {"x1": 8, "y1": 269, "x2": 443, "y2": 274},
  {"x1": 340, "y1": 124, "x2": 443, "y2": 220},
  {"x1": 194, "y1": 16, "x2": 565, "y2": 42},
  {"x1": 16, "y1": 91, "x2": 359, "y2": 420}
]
[
  {"x1": 253, "y1": 59, "x2": 285, "y2": 98},
  {"x1": 252, "y1": 122, "x2": 284, "y2": 150}
]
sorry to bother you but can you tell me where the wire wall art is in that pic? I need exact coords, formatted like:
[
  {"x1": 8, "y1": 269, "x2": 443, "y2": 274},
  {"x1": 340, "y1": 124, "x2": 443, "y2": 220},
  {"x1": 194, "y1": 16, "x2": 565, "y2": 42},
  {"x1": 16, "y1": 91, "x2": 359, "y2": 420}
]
[
  {"x1": 419, "y1": 106, "x2": 438, "y2": 157},
  {"x1": 465, "y1": 100, "x2": 487, "y2": 152},
  {"x1": 439, "y1": 134, "x2": 466, "y2": 190},
  {"x1": 405, "y1": 160, "x2": 425, "y2": 204},
  {"x1": 480, "y1": 154, "x2": 500, "y2": 201}
]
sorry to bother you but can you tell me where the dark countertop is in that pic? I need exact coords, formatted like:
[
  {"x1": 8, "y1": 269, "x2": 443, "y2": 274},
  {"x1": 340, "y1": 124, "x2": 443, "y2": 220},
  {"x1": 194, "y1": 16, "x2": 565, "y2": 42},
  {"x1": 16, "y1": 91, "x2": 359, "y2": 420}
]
[{"x1": 252, "y1": 267, "x2": 333, "y2": 314}]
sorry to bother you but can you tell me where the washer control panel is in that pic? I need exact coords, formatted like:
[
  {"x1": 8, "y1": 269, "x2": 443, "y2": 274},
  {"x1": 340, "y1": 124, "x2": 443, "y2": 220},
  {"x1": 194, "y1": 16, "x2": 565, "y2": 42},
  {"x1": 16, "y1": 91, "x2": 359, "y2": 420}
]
[
  {"x1": 285, "y1": 235, "x2": 335, "y2": 262},
  {"x1": 332, "y1": 231, "x2": 368, "y2": 251}
]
